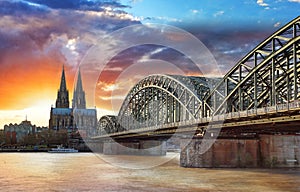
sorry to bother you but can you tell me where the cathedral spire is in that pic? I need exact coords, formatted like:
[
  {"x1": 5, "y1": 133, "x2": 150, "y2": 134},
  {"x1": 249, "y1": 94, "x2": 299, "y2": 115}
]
[
  {"x1": 75, "y1": 68, "x2": 83, "y2": 92},
  {"x1": 72, "y1": 68, "x2": 86, "y2": 109},
  {"x1": 56, "y1": 65, "x2": 69, "y2": 108},
  {"x1": 60, "y1": 65, "x2": 67, "y2": 91}
]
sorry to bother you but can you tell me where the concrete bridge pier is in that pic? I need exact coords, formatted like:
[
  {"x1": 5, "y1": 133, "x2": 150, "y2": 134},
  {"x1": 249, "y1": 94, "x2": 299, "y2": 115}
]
[
  {"x1": 102, "y1": 139, "x2": 167, "y2": 156},
  {"x1": 180, "y1": 134, "x2": 300, "y2": 168},
  {"x1": 87, "y1": 141, "x2": 103, "y2": 153}
]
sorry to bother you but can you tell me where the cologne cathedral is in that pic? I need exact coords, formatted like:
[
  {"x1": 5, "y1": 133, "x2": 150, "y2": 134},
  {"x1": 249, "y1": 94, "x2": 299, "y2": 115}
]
[{"x1": 49, "y1": 66, "x2": 97, "y2": 137}]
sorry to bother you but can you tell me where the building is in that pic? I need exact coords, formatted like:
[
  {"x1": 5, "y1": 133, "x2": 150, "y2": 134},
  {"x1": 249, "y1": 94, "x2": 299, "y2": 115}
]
[
  {"x1": 0, "y1": 129, "x2": 4, "y2": 146},
  {"x1": 49, "y1": 66, "x2": 97, "y2": 137},
  {"x1": 4, "y1": 119, "x2": 47, "y2": 144}
]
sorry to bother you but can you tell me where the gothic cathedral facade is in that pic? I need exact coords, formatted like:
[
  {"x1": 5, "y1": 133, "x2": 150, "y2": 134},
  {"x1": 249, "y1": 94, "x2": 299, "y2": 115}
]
[{"x1": 49, "y1": 66, "x2": 97, "y2": 137}]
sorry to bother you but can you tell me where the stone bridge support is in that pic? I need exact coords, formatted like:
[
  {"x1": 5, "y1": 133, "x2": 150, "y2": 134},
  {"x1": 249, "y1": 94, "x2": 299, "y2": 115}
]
[
  {"x1": 180, "y1": 134, "x2": 300, "y2": 168},
  {"x1": 100, "y1": 139, "x2": 167, "y2": 156}
]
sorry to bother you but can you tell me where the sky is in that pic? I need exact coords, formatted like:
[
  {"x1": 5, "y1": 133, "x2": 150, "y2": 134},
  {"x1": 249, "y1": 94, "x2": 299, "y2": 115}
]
[{"x1": 0, "y1": 0, "x2": 299, "y2": 128}]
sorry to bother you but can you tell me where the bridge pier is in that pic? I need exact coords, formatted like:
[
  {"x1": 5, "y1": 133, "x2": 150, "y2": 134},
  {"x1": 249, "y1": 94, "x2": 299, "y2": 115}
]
[
  {"x1": 180, "y1": 134, "x2": 300, "y2": 168},
  {"x1": 259, "y1": 134, "x2": 300, "y2": 167},
  {"x1": 88, "y1": 141, "x2": 103, "y2": 153},
  {"x1": 102, "y1": 140, "x2": 167, "y2": 156}
]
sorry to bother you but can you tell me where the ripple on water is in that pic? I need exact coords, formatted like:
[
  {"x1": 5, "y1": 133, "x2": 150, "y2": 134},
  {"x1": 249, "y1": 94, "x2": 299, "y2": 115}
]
[{"x1": 0, "y1": 153, "x2": 299, "y2": 192}]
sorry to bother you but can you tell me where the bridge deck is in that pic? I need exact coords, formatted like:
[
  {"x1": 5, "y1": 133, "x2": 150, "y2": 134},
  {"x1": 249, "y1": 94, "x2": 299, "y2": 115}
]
[{"x1": 92, "y1": 101, "x2": 300, "y2": 140}]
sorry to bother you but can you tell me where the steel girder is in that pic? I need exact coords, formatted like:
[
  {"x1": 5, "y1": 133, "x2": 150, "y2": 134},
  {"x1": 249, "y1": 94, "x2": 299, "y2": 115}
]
[
  {"x1": 203, "y1": 16, "x2": 300, "y2": 116},
  {"x1": 97, "y1": 115, "x2": 119, "y2": 135},
  {"x1": 114, "y1": 74, "x2": 211, "y2": 132},
  {"x1": 97, "y1": 17, "x2": 300, "y2": 135}
]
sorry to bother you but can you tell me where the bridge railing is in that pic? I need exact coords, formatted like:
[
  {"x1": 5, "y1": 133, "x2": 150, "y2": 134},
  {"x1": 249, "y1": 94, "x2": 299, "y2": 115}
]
[
  {"x1": 206, "y1": 100, "x2": 300, "y2": 123},
  {"x1": 160, "y1": 100, "x2": 300, "y2": 130},
  {"x1": 188, "y1": 101, "x2": 300, "y2": 126},
  {"x1": 95, "y1": 101, "x2": 300, "y2": 137}
]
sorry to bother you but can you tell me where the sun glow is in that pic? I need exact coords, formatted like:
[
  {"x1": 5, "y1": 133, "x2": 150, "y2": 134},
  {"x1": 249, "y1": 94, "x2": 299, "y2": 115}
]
[
  {"x1": 66, "y1": 39, "x2": 77, "y2": 51},
  {"x1": 0, "y1": 99, "x2": 53, "y2": 128}
]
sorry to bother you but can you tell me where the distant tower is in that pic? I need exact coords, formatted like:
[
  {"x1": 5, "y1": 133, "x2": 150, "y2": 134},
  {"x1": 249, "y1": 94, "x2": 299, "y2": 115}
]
[
  {"x1": 55, "y1": 65, "x2": 69, "y2": 108},
  {"x1": 72, "y1": 69, "x2": 86, "y2": 109}
]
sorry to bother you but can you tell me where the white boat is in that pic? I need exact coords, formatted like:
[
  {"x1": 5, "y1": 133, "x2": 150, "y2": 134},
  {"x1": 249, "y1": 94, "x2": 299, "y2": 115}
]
[{"x1": 48, "y1": 146, "x2": 78, "y2": 153}]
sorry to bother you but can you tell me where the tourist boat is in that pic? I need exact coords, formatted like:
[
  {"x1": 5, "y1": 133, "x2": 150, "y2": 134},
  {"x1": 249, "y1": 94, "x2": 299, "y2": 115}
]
[{"x1": 48, "y1": 145, "x2": 78, "y2": 153}]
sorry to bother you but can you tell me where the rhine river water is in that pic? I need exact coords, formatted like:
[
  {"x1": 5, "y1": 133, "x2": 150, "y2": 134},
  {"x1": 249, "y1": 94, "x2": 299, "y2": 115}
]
[{"x1": 0, "y1": 152, "x2": 299, "y2": 192}]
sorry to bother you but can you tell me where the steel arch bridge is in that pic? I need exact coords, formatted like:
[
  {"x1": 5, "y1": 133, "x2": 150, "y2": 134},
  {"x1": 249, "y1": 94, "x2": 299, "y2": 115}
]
[
  {"x1": 203, "y1": 16, "x2": 300, "y2": 115},
  {"x1": 96, "y1": 16, "x2": 300, "y2": 137}
]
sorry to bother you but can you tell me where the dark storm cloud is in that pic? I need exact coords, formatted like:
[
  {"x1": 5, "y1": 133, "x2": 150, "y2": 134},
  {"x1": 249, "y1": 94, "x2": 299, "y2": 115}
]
[
  {"x1": 0, "y1": 0, "x2": 49, "y2": 15},
  {"x1": 0, "y1": 0, "x2": 279, "y2": 75},
  {"x1": 101, "y1": 44, "x2": 203, "y2": 78},
  {"x1": 0, "y1": 0, "x2": 139, "y2": 66},
  {"x1": 27, "y1": 0, "x2": 129, "y2": 11},
  {"x1": 0, "y1": 0, "x2": 137, "y2": 38},
  {"x1": 186, "y1": 27, "x2": 276, "y2": 73},
  {"x1": 103, "y1": 28, "x2": 275, "y2": 76},
  {"x1": 98, "y1": 18, "x2": 279, "y2": 76}
]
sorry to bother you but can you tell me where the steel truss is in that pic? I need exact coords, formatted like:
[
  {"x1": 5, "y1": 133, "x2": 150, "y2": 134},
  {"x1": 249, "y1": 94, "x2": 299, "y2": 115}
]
[
  {"x1": 203, "y1": 16, "x2": 300, "y2": 115},
  {"x1": 98, "y1": 75, "x2": 211, "y2": 134},
  {"x1": 97, "y1": 16, "x2": 300, "y2": 135},
  {"x1": 117, "y1": 75, "x2": 212, "y2": 130},
  {"x1": 97, "y1": 115, "x2": 118, "y2": 135}
]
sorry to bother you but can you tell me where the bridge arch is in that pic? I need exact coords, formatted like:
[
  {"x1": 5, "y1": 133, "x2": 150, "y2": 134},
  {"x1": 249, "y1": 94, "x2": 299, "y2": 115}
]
[
  {"x1": 97, "y1": 17, "x2": 300, "y2": 136},
  {"x1": 97, "y1": 115, "x2": 119, "y2": 135},
  {"x1": 116, "y1": 74, "x2": 211, "y2": 132},
  {"x1": 203, "y1": 16, "x2": 300, "y2": 115}
]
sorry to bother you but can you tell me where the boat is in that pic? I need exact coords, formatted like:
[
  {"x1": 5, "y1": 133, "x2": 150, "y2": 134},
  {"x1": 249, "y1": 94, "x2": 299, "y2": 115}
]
[{"x1": 48, "y1": 145, "x2": 78, "y2": 153}]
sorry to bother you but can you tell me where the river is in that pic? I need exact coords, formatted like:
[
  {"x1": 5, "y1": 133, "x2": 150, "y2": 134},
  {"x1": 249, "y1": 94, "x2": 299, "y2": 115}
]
[{"x1": 0, "y1": 153, "x2": 299, "y2": 191}]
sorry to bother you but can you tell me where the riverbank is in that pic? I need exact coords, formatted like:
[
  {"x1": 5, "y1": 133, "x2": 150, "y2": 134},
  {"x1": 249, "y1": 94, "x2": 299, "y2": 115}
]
[{"x1": 0, "y1": 149, "x2": 92, "y2": 152}]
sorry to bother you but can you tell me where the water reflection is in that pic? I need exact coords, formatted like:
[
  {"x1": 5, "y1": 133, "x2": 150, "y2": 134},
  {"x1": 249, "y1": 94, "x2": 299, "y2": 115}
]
[{"x1": 0, "y1": 153, "x2": 299, "y2": 192}]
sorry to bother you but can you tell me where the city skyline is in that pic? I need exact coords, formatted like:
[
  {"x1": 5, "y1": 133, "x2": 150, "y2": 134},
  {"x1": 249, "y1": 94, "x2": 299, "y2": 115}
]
[{"x1": 0, "y1": 0, "x2": 299, "y2": 128}]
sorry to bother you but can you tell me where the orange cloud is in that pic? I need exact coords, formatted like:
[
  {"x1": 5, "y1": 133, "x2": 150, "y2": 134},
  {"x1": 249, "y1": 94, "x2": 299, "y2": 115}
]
[{"x1": 0, "y1": 52, "x2": 75, "y2": 110}]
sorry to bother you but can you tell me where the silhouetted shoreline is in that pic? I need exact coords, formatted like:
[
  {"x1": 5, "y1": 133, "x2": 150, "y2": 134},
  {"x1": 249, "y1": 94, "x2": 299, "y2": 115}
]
[{"x1": 0, "y1": 149, "x2": 92, "y2": 153}]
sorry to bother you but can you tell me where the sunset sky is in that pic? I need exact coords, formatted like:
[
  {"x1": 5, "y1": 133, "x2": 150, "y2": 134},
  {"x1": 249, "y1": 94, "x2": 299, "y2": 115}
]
[{"x1": 0, "y1": 0, "x2": 299, "y2": 128}]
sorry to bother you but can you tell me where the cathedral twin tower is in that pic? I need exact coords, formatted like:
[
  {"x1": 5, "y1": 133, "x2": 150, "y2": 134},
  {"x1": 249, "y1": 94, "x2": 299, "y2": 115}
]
[
  {"x1": 55, "y1": 66, "x2": 86, "y2": 109},
  {"x1": 49, "y1": 66, "x2": 97, "y2": 135}
]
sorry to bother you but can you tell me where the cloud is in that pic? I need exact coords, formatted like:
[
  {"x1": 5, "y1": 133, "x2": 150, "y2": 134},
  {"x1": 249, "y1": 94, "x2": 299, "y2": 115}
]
[
  {"x1": 130, "y1": 0, "x2": 143, "y2": 3},
  {"x1": 145, "y1": 16, "x2": 182, "y2": 23},
  {"x1": 0, "y1": 0, "x2": 291, "y2": 125},
  {"x1": 102, "y1": 83, "x2": 119, "y2": 92},
  {"x1": 102, "y1": 66, "x2": 124, "y2": 72},
  {"x1": 99, "y1": 95, "x2": 125, "y2": 101},
  {"x1": 191, "y1": 27, "x2": 275, "y2": 73},
  {"x1": 288, "y1": 0, "x2": 300, "y2": 2},
  {"x1": 257, "y1": 0, "x2": 269, "y2": 6},
  {"x1": 274, "y1": 22, "x2": 281, "y2": 27},
  {"x1": 27, "y1": 0, "x2": 129, "y2": 11},
  {"x1": 138, "y1": 47, "x2": 167, "y2": 62},
  {"x1": 96, "y1": 79, "x2": 139, "y2": 112},
  {"x1": 0, "y1": 0, "x2": 140, "y2": 67},
  {"x1": 191, "y1": 9, "x2": 200, "y2": 14},
  {"x1": 0, "y1": 0, "x2": 141, "y2": 114},
  {"x1": 213, "y1": 11, "x2": 224, "y2": 17}
]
